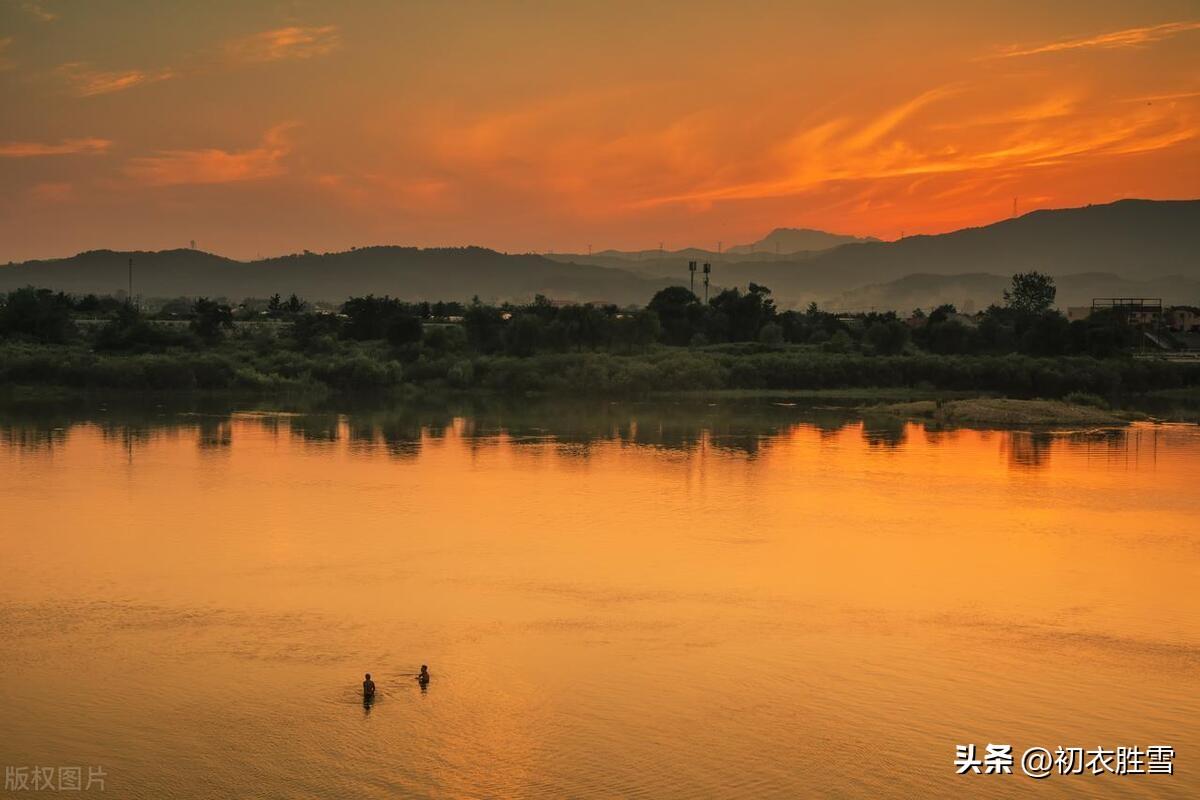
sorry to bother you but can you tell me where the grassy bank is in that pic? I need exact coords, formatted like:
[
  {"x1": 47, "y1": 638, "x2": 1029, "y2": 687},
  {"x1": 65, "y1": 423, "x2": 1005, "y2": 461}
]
[{"x1": 3, "y1": 338, "x2": 1200, "y2": 402}]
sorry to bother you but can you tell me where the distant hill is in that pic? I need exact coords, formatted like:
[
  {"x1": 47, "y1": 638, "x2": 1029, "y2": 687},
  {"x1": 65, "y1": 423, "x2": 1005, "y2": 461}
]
[
  {"x1": 721, "y1": 199, "x2": 1200, "y2": 303},
  {"x1": 2, "y1": 198, "x2": 1195, "y2": 311},
  {"x1": 544, "y1": 226, "x2": 873, "y2": 278},
  {"x1": 0, "y1": 247, "x2": 668, "y2": 306},
  {"x1": 543, "y1": 247, "x2": 817, "y2": 279},
  {"x1": 726, "y1": 227, "x2": 876, "y2": 255}
]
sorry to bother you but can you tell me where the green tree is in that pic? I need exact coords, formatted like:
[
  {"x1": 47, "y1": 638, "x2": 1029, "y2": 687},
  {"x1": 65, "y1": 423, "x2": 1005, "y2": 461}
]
[
  {"x1": 864, "y1": 319, "x2": 909, "y2": 355},
  {"x1": 287, "y1": 312, "x2": 343, "y2": 350},
  {"x1": 0, "y1": 287, "x2": 75, "y2": 343},
  {"x1": 758, "y1": 321, "x2": 784, "y2": 347},
  {"x1": 612, "y1": 309, "x2": 661, "y2": 353},
  {"x1": 1019, "y1": 311, "x2": 1070, "y2": 356},
  {"x1": 821, "y1": 329, "x2": 855, "y2": 353},
  {"x1": 95, "y1": 303, "x2": 174, "y2": 352},
  {"x1": 503, "y1": 313, "x2": 545, "y2": 356},
  {"x1": 285, "y1": 294, "x2": 307, "y2": 315},
  {"x1": 709, "y1": 283, "x2": 776, "y2": 342},
  {"x1": 931, "y1": 319, "x2": 974, "y2": 354},
  {"x1": 927, "y1": 303, "x2": 957, "y2": 325},
  {"x1": 1004, "y1": 271, "x2": 1056, "y2": 314},
  {"x1": 648, "y1": 286, "x2": 702, "y2": 346},
  {"x1": 189, "y1": 297, "x2": 233, "y2": 343},
  {"x1": 342, "y1": 295, "x2": 405, "y2": 339},
  {"x1": 423, "y1": 324, "x2": 467, "y2": 353},
  {"x1": 386, "y1": 314, "x2": 424, "y2": 348},
  {"x1": 463, "y1": 301, "x2": 505, "y2": 353}
]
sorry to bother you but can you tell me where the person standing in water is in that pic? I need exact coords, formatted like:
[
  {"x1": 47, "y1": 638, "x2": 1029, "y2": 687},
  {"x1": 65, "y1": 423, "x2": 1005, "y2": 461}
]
[
  {"x1": 417, "y1": 665, "x2": 430, "y2": 686},
  {"x1": 363, "y1": 673, "x2": 376, "y2": 700}
]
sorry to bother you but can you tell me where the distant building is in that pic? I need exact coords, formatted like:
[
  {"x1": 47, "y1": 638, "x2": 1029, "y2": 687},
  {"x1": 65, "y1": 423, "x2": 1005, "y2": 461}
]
[
  {"x1": 1167, "y1": 306, "x2": 1200, "y2": 332},
  {"x1": 1078, "y1": 298, "x2": 1164, "y2": 326}
]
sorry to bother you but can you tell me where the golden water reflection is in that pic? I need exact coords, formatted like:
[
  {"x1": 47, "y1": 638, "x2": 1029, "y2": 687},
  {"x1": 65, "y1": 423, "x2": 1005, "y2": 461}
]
[{"x1": 1, "y1": 402, "x2": 1197, "y2": 798}]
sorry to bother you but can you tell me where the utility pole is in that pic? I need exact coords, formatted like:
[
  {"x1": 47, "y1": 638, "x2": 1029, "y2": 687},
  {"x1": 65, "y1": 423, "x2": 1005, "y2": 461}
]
[
  {"x1": 702, "y1": 262, "x2": 711, "y2": 303},
  {"x1": 688, "y1": 260, "x2": 697, "y2": 294},
  {"x1": 127, "y1": 257, "x2": 133, "y2": 308}
]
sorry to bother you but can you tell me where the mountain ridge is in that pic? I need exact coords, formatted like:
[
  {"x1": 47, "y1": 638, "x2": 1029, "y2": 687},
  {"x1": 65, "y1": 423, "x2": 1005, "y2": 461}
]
[{"x1": 2, "y1": 198, "x2": 1196, "y2": 309}]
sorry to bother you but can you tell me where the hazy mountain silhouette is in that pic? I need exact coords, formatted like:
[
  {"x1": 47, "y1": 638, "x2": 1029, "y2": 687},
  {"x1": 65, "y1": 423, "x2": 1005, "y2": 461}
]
[
  {"x1": 720, "y1": 199, "x2": 1200, "y2": 301},
  {"x1": 1, "y1": 198, "x2": 1195, "y2": 309},
  {"x1": 544, "y1": 227, "x2": 873, "y2": 278},
  {"x1": 725, "y1": 227, "x2": 877, "y2": 255},
  {"x1": 543, "y1": 247, "x2": 816, "y2": 278},
  {"x1": 0, "y1": 246, "x2": 669, "y2": 305}
]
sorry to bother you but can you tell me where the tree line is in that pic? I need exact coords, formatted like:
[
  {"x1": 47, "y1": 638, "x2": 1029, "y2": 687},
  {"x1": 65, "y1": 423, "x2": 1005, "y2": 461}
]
[{"x1": 0, "y1": 271, "x2": 1155, "y2": 360}]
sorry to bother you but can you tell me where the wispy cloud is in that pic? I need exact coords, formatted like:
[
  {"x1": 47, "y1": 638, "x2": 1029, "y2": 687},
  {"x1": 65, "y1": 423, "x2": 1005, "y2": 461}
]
[
  {"x1": 993, "y1": 20, "x2": 1200, "y2": 58},
  {"x1": 631, "y1": 86, "x2": 1199, "y2": 210},
  {"x1": 0, "y1": 138, "x2": 111, "y2": 157},
  {"x1": 56, "y1": 62, "x2": 176, "y2": 96},
  {"x1": 225, "y1": 25, "x2": 340, "y2": 62},
  {"x1": 843, "y1": 86, "x2": 959, "y2": 149},
  {"x1": 931, "y1": 94, "x2": 1078, "y2": 130},
  {"x1": 20, "y1": 1, "x2": 58, "y2": 22},
  {"x1": 51, "y1": 24, "x2": 337, "y2": 97},
  {"x1": 124, "y1": 124, "x2": 295, "y2": 186},
  {"x1": 1119, "y1": 90, "x2": 1200, "y2": 104}
]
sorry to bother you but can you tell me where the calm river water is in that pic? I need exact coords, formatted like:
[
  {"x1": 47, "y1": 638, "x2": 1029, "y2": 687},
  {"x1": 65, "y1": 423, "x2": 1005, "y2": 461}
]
[{"x1": 1, "y1": 399, "x2": 1197, "y2": 798}]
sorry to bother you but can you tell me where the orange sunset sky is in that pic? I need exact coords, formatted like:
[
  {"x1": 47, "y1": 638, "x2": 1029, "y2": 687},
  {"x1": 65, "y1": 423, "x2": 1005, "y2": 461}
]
[{"x1": 1, "y1": 0, "x2": 1198, "y2": 262}]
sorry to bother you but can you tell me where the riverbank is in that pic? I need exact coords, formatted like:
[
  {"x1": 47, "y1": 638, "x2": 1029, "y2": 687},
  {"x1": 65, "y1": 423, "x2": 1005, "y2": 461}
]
[{"x1": 3, "y1": 339, "x2": 1200, "y2": 403}]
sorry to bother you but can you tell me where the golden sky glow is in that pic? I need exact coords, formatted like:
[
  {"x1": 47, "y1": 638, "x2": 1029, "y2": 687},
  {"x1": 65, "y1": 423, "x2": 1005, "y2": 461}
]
[{"x1": 1, "y1": 0, "x2": 1198, "y2": 261}]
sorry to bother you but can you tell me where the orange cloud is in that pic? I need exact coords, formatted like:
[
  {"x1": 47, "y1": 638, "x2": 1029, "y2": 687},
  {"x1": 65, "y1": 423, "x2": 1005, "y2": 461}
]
[
  {"x1": 57, "y1": 62, "x2": 176, "y2": 96},
  {"x1": 124, "y1": 124, "x2": 295, "y2": 186},
  {"x1": 633, "y1": 86, "x2": 1199, "y2": 210},
  {"x1": 28, "y1": 181, "x2": 75, "y2": 203},
  {"x1": 225, "y1": 25, "x2": 340, "y2": 62},
  {"x1": 1119, "y1": 90, "x2": 1200, "y2": 104},
  {"x1": 0, "y1": 138, "x2": 112, "y2": 157},
  {"x1": 994, "y1": 20, "x2": 1200, "y2": 58},
  {"x1": 20, "y1": 1, "x2": 57, "y2": 23},
  {"x1": 0, "y1": 36, "x2": 12, "y2": 70}
]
